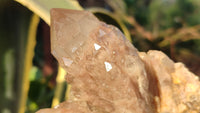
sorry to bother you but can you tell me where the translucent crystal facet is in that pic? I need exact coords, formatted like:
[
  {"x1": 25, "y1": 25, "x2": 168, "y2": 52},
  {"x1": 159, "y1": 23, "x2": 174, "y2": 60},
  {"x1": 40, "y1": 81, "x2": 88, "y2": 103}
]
[
  {"x1": 62, "y1": 57, "x2": 73, "y2": 67},
  {"x1": 98, "y1": 29, "x2": 106, "y2": 37},
  {"x1": 94, "y1": 43, "x2": 101, "y2": 50},
  {"x1": 104, "y1": 62, "x2": 112, "y2": 72}
]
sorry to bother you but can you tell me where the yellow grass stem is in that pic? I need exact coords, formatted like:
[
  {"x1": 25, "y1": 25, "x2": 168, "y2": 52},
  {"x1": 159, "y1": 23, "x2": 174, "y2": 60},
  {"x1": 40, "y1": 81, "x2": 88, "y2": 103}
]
[
  {"x1": 18, "y1": 14, "x2": 40, "y2": 113},
  {"x1": 51, "y1": 67, "x2": 67, "y2": 107}
]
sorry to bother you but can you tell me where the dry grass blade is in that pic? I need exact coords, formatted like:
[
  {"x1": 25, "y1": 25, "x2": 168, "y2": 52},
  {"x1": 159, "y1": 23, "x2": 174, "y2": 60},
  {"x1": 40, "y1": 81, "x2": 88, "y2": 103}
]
[
  {"x1": 18, "y1": 14, "x2": 40, "y2": 113},
  {"x1": 15, "y1": 0, "x2": 83, "y2": 25}
]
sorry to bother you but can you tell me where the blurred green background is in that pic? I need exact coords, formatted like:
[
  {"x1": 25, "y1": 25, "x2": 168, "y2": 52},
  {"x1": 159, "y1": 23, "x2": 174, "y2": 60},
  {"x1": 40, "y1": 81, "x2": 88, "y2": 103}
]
[{"x1": 0, "y1": 0, "x2": 200, "y2": 113}]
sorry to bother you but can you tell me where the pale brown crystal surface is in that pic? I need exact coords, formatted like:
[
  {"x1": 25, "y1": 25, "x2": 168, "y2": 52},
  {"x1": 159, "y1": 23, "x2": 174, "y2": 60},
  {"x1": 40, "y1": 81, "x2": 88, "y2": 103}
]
[{"x1": 36, "y1": 9, "x2": 200, "y2": 113}]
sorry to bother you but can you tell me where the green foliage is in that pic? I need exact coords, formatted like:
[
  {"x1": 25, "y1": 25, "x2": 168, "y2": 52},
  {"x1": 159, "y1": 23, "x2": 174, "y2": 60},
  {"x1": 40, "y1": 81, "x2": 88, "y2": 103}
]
[
  {"x1": 125, "y1": 0, "x2": 150, "y2": 26},
  {"x1": 124, "y1": 0, "x2": 200, "y2": 75},
  {"x1": 125, "y1": 0, "x2": 200, "y2": 30},
  {"x1": 26, "y1": 67, "x2": 54, "y2": 113}
]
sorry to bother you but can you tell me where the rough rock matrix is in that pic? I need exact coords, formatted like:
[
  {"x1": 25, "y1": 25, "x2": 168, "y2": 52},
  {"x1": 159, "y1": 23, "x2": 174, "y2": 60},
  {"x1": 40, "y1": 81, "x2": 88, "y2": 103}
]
[{"x1": 37, "y1": 9, "x2": 200, "y2": 113}]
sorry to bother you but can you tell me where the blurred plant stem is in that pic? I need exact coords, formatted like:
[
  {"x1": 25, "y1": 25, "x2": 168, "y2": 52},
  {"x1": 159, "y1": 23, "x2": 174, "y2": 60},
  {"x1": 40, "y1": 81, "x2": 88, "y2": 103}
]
[
  {"x1": 18, "y1": 14, "x2": 39, "y2": 113},
  {"x1": 4, "y1": 49, "x2": 15, "y2": 101},
  {"x1": 125, "y1": 16, "x2": 154, "y2": 41},
  {"x1": 51, "y1": 67, "x2": 66, "y2": 107}
]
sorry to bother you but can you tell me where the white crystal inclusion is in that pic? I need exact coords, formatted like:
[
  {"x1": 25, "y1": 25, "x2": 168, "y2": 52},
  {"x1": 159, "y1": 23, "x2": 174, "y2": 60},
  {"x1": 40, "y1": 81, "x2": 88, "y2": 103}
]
[
  {"x1": 94, "y1": 43, "x2": 101, "y2": 50},
  {"x1": 62, "y1": 57, "x2": 73, "y2": 67},
  {"x1": 52, "y1": 50, "x2": 57, "y2": 57},
  {"x1": 72, "y1": 47, "x2": 77, "y2": 53},
  {"x1": 104, "y1": 61, "x2": 112, "y2": 72},
  {"x1": 99, "y1": 29, "x2": 106, "y2": 37}
]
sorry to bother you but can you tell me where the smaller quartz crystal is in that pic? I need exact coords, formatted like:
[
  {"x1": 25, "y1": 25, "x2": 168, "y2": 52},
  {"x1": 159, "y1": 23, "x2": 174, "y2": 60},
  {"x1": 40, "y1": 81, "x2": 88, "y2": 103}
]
[
  {"x1": 71, "y1": 47, "x2": 77, "y2": 53},
  {"x1": 62, "y1": 57, "x2": 73, "y2": 67},
  {"x1": 99, "y1": 29, "x2": 106, "y2": 37},
  {"x1": 94, "y1": 43, "x2": 101, "y2": 50},
  {"x1": 104, "y1": 61, "x2": 112, "y2": 72}
]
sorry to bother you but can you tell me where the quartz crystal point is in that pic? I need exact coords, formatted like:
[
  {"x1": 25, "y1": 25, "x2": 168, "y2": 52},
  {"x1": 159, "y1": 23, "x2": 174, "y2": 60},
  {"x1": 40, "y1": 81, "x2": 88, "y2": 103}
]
[{"x1": 37, "y1": 9, "x2": 200, "y2": 113}]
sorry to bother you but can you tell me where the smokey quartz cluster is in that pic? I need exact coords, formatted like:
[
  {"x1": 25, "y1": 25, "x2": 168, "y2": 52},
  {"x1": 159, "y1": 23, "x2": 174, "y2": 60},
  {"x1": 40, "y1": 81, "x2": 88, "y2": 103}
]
[{"x1": 37, "y1": 9, "x2": 200, "y2": 113}]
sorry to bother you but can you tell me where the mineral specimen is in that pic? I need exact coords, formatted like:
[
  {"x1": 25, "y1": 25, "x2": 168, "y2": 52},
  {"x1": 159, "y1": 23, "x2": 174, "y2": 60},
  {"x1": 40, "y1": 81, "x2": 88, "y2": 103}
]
[{"x1": 36, "y1": 9, "x2": 200, "y2": 113}]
